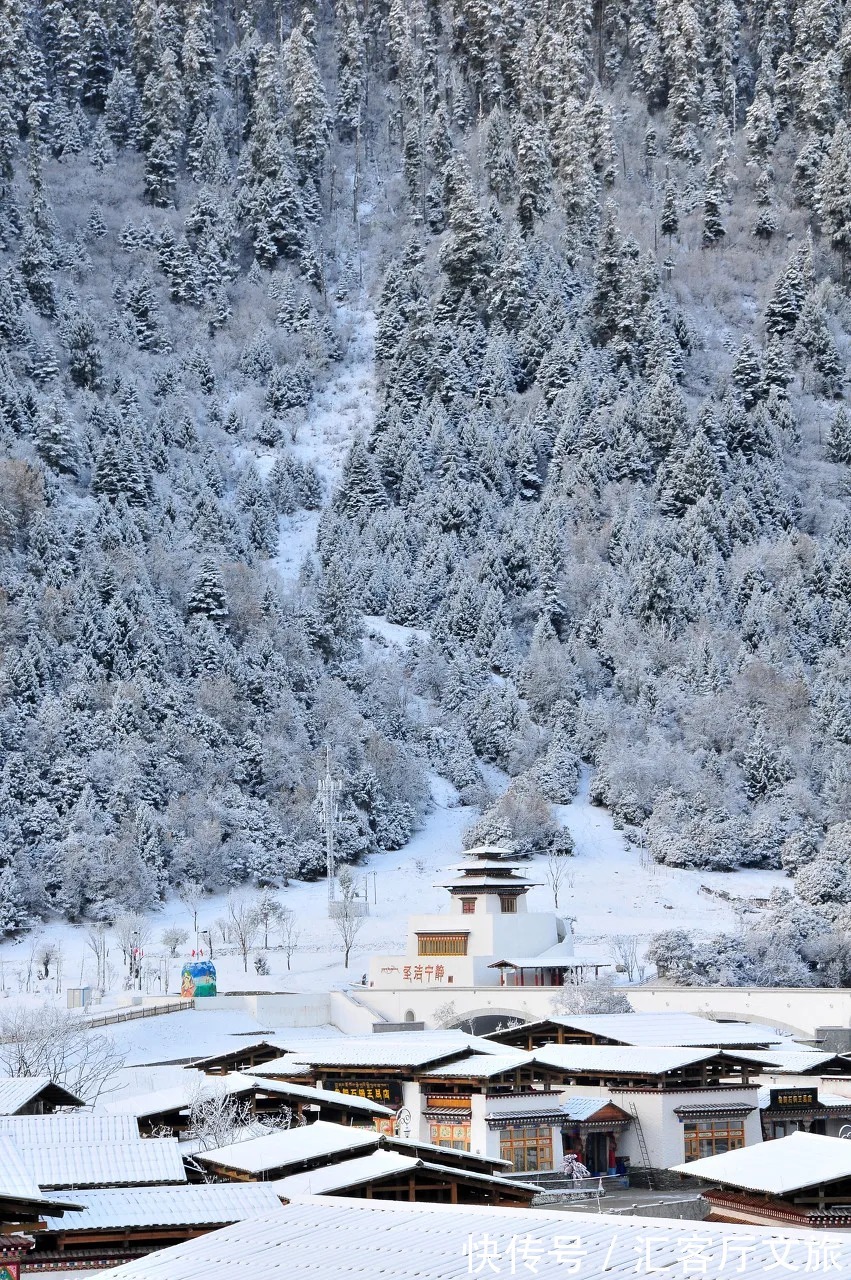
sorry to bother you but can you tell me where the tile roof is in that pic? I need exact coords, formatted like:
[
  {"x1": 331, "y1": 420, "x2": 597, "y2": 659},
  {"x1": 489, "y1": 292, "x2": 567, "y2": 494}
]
[
  {"x1": 672, "y1": 1131, "x2": 851, "y2": 1194},
  {"x1": 40, "y1": 1182, "x2": 284, "y2": 1231},
  {"x1": 196, "y1": 1120, "x2": 379, "y2": 1175},
  {"x1": 92, "y1": 1196, "x2": 851, "y2": 1279}
]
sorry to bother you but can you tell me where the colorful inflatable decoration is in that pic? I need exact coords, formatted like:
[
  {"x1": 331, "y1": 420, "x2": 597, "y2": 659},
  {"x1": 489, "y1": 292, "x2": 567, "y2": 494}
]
[{"x1": 180, "y1": 960, "x2": 217, "y2": 997}]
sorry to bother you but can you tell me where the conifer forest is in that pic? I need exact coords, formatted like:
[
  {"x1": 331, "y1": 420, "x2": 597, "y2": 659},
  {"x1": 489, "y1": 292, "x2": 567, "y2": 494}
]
[{"x1": 0, "y1": 0, "x2": 850, "y2": 937}]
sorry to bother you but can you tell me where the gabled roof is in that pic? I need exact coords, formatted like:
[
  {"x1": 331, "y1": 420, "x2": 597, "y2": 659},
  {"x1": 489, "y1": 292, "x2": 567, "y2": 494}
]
[
  {"x1": 40, "y1": 1182, "x2": 285, "y2": 1232},
  {"x1": 490, "y1": 1013, "x2": 783, "y2": 1047},
  {"x1": 673, "y1": 1131, "x2": 851, "y2": 1195},
  {"x1": 0, "y1": 1075, "x2": 85, "y2": 1114},
  {"x1": 196, "y1": 1120, "x2": 379, "y2": 1175},
  {"x1": 272, "y1": 1151, "x2": 540, "y2": 1198},
  {"x1": 91, "y1": 1196, "x2": 851, "y2": 1280}
]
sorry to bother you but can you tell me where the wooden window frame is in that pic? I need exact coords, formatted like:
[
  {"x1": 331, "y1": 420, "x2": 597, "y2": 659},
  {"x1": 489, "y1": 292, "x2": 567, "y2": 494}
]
[
  {"x1": 499, "y1": 895, "x2": 518, "y2": 914},
  {"x1": 461, "y1": 898, "x2": 476, "y2": 915},
  {"x1": 417, "y1": 933, "x2": 469, "y2": 956},
  {"x1": 683, "y1": 1118, "x2": 745, "y2": 1162},
  {"x1": 499, "y1": 1125, "x2": 553, "y2": 1173}
]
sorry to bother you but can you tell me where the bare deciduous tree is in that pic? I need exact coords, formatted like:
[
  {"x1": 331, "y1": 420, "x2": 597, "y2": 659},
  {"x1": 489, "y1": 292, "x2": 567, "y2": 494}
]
[
  {"x1": 332, "y1": 868, "x2": 365, "y2": 969},
  {"x1": 178, "y1": 879, "x2": 205, "y2": 932},
  {"x1": 545, "y1": 852, "x2": 574, "y2": 910},
  {"x1": 255, "y1": 890, "x2": 282, "y2": 950},
  {"x1": 0, "y1": 1006, "x2": 125, "y2": 1103},
  {"x1": 610, "y1": 934, "x2": 642, "y2": 982},
  {"x1": 280, "y1": 906, "x2": 300, "y2": 971},
  {"x1": 85, "y1": 924, "x2": 109, "y2": 991},
  {"x1": 228, "y1": 894, "x2": 260, "y2": 973},
  {"x1": 161, "y1": 926, "x2": 190, "y2": 958}
]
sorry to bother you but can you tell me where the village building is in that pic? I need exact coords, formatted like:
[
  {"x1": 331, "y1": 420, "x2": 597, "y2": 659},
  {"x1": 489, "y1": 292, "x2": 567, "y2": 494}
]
[
  {"x1": 486, "y1": 1012, "x2": 788, "y2": 1052},
  {"x1": 368, "y1": 858, "x2": 607, "y2": 994},
  {"x1": 190, "y1": 1119, "x2": 537, "y2": 1207},
  {"x1": 673, "y1": 1131, "x2": 851, "y2": 1229},
  {"x1": 91, "y1": 1195, "x2": 851, "y2": 1280},
  {"x1": 29, "y1": 1182, "x2": 283, "y2": 1272},
  {"x1": 411, "y1": 1043, "x2": 763, "y2": 1178},
  {"x1": 759, "y1": 1084, "x2": 851, "y2": 1140},
  {"x1": 0, "y1": 1136, "x2": 82, "y2": 1233},
  {"x1": 108, "y1": 1074, "x2": 394, "y2": 1136},
  {"x1": 0, "y1": 1116, "x2": 186, "y2": 1191},
  {"x1": 0, "y1": 1077, "x2": 85, "y2": 1116}
]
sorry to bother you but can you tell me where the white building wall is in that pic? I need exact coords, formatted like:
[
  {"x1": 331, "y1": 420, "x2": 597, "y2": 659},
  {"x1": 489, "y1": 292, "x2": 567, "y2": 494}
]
[{"x1": 610, "y1": 1087, "x2": 763, "y2": 1169}]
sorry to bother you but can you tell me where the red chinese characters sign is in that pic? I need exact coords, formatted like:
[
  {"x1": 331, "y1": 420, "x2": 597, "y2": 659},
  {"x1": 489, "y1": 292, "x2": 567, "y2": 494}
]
[{"x1": 401, "y1": 964, "x2": 447, "y2": 982}]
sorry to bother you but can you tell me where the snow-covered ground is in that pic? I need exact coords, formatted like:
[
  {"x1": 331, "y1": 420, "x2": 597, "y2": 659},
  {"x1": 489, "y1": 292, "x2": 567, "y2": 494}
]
[
  {"x1": 0, "y1": 768, "x2": 788, "y2": 1011},
  {"x1": 271, "y1": 305, "x2": 377, "y2": 585}
]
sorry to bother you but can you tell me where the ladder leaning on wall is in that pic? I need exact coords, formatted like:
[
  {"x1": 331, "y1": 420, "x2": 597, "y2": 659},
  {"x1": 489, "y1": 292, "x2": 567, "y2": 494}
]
[{"x1": 627, "y1": 1100, "x2": 654, "y2": 1190}]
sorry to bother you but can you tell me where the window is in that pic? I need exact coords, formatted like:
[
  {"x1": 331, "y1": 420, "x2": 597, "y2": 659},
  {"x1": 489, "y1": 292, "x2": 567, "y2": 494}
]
[
  {"x1": 430, "y1": 1122, "x2": 470, "y2": 1151},
  {"x1": 683, "y1": 1119, "x2": 745, "y2": 1161},
  {"x1": 461, "y1": 898, "x2": 476, "y2": 914},
  {"x1": 500, "y1": 1126, "x2": 553, "y2": 1173},
  {"x1": 417, "y1": 933, "x2": 468, "y2": 956},
  {"x1": 499, "y1": 895, "x2": 517, "y2": 914}
]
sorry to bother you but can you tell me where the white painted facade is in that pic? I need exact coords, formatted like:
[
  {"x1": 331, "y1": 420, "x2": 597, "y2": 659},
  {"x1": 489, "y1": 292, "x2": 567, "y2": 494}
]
[{"x1": 367, "y1": 860, "x2": 576, "y2": 993}]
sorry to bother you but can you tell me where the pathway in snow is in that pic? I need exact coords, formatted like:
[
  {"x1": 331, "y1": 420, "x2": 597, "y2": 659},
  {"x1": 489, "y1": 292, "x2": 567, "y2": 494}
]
[{"x1": 272, "y1": 304, "x2": 377, "y2": 587}]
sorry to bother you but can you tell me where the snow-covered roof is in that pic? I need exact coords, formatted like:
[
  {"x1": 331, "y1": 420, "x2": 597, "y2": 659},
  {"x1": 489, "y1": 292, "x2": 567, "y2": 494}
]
[
  {"x1": 461, "y1": 845, "x2": 517, "y2": 859},
  {"x1": 726, "y1": 1048, "x2": 847, "y2": 1072},
  {"x1": 489, "y1": 945, "x2": 605, "y2": 969},
  {"x1": 673, "y1": 1131, "x2": 851, "y2": 1194},
  {"x1": 91, "y1": 1196, "x2": 851, "y2": 1280},
  {"x1": 283, "y1": 1032, "x2": 499, "y2": 1069},
  {"x1": 240, "y1": 1076, "x2": 394, "y2": 1116},
  {"x1": 516, "y1": 1013, "x2": 785, "y2": 1047},
  {"x1": 0, "y1": 1113, "x2": 140, "y2": 1146},
  {"x1": 106, "y1": 1074, "x2": 256, "y2": 1119},
  {"x1": 420, "y1": 1053, "x2": 531, "y2": 1078},
  {"x1": 485, "y1": 1093, "x2": 617, "y2": 1122},
  {"x1": 273, "y1": 1151, "x2": 540, "y2": 1198},
  {"x1": 274, "y1": 1150, "x2": 417, "y2": 1197},
  {"x1": 40, "y1": 1182, "x2": 285, "y2": 1231},
  {"x1": 0, "y1": 1075, "x2": 84, "y2": 1114},
  {"x1": 20, "y1": 1139, "x2": 187, "y2": 1189},
  {"x1": 0, "y1": 1136, "x2": 82, "y2": 1213},
  {"x1": 196, "y1": 1120, "x2": 379, "y2": 1175},
  {"x1": 532, "y1": 1045, "x2": 720, "y2": 1074}
]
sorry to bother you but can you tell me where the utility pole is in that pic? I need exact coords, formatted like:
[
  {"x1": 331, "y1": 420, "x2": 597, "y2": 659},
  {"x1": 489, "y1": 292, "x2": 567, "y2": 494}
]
[{"x1": 317, "y1": 747, "x2": 342, "y2": 912}]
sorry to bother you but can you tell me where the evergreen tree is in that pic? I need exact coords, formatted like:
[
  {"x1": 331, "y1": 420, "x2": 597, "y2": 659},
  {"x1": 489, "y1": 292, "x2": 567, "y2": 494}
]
[
  {"x1": 187, "y1": 557, "x2": 229, "y2": 623},
  {"x1": 826, "y1": 405, "x2": 851, "y2": 463}
]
